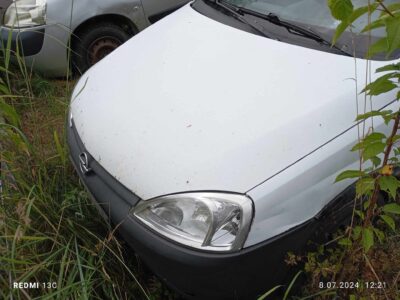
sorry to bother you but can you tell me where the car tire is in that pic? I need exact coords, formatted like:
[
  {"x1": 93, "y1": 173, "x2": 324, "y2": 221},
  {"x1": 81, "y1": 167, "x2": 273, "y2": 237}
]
[{"x1": 73, "y1": 22, "x2": 131, "y2": 74}]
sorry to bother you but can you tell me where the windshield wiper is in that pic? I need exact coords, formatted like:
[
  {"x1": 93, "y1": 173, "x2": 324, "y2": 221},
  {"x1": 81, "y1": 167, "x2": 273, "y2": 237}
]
[
  {"x1": 207, "y1": 0, "x2": 271, "y2": 38},
  {"x1": 214, "y1": 0, "x2": 351, "y2": 57}
]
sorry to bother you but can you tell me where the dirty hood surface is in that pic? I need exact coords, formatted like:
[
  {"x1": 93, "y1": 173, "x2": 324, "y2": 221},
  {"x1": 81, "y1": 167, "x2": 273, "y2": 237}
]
[{"x1": 70, "y1": 4, "x2": 392, "y2": 200}]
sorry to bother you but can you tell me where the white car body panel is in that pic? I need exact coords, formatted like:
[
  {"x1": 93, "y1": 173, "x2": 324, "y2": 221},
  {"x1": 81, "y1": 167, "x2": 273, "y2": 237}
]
[
  {"x1": 245, "y1": 116, "x2": 395, "y2": 246},
  {"x1": 71, "y1": 4, "x2": 398, "y2": 246}
]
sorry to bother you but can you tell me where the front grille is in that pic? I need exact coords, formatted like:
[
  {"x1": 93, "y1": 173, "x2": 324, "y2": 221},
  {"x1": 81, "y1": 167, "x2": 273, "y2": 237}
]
[{"x1": 67, "y1": 120, "x2": 141, "y2": 214}]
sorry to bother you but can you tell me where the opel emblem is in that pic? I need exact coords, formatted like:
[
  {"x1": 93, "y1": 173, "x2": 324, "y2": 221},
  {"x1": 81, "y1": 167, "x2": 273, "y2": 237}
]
[{"x1": 79, "y1": 152, "x2": 92, "y2": 174}]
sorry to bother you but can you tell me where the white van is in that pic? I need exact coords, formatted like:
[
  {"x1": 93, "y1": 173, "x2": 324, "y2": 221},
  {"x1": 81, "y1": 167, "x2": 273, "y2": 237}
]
[{"x1": 67, "y1": 0, "x2": 399, "y2": 299}]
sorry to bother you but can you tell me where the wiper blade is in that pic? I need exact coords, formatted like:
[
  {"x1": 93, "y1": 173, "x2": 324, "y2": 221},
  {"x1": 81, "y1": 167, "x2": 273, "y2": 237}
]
[
  {"x1": 207, "y1": 0, "x2": 271, "y2": 38},
  {"x1": 220, "y1": 1, "x2": 351, "y2": 57}
]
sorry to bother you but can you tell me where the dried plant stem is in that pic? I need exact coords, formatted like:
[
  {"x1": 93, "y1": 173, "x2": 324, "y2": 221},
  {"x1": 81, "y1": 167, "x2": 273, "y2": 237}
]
[
  {"x1": 364, "y1": 110, "x2": 400, "y2": 226},
  {"x1": 377, "y1": 0, "x2": 395, "y2": 17}
]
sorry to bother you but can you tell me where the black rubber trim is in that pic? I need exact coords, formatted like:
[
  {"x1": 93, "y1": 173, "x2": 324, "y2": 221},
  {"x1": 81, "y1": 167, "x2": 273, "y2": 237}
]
[
  {"x1": 67, "y1": 121, "x2": 141, "y2": 211},
  {"x1": 0, "y1": 27, "x2": 45, "y2": 56},
  {"x1": 148, "y1": 3, "x2": 188, "y2": 24},
  {"x1": 67, "y1": 120, "x2": 357, "y2": 299},
  {"x1": 192, "y1": 0, "x2": 263, "y2": 37}
]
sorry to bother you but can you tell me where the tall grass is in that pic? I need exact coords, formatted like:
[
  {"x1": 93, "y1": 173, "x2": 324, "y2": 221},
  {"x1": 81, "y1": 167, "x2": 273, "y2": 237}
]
[{"x1": 0, "y1": 34, "x2": 169, "y2": 300}]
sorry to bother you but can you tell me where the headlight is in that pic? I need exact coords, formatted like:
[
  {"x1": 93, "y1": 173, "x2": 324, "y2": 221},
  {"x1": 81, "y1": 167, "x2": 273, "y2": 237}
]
[
  {"x1": 133, "y1": 192, "x2": 253, "y2": 252},
  {"x1": 4, "y1": 0, "x2": 47, "y2": 28}
]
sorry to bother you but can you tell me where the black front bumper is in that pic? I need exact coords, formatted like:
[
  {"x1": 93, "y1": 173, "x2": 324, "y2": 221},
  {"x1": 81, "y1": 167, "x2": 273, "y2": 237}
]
[
  {"x1": 0, "y1": 26, "x2": 44, "y2": 56},
  {"x1": 67, "y1": 122, "x2": 355, "y2": 300}
]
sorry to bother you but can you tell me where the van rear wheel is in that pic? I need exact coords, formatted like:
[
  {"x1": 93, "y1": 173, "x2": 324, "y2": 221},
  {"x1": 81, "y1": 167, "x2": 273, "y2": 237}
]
[{"x1": 73, "y1": 23, "x2": 131, "y2": 74}]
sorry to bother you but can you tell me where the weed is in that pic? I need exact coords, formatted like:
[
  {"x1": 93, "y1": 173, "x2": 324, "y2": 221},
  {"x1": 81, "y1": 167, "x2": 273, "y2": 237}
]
[{"x1": 0, "y1": 35, "x2": 171, "y2": 300}]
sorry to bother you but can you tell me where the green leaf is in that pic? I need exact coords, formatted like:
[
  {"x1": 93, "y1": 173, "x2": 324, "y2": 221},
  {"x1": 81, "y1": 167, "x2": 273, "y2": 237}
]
[
  {"x1": 257, "y1": 285, "x2": 283, "y2": 300},
  {"x1": 391, "y1": 134, "x2": 400, "y2": 144},
  {"x1": 380, "y1": 214, "x2": 396, "y2": 231},
  {"x1": 378, "y1": 175, "x2": 400, "y2": 199},
  {"x1": 380, "y1": 3, "x2": 400, "y2": 17},
  {"x1": 0, "y1": 79, "x2": 10, "y2": 94},
  {"x1": 356, "y1": 177, "x2": 375, "y2": 197},
  {"x1": 283, "y1": 271, "x2": 302, "y2": 300},
  {"x1": 363, "y1": 142, "x2": 386, "y2": 161},
  {"x1": 382, "y1": 203, "x2": 400, "y2": 214},
  {"x1": 364, "y1": 132, "x2": 386, "y2": 143},
  {"x1": 367, "y1": 37, "x2": 388, "y2": 58},
  {"x1": 355, "y1": 110, "x2": 392, "y2": 121},
  {"x1": 54, "y1": 130, "x2": 66, "y2": 166},
  {"x1": 385, "y1": 15, "x2": 400, "y2": 56},
  {"x1": 355, "y1": 209, "x2": 365, "y2": 219},
  {"x1": 338, "y1": 237, "x2": 352, "y2": 246},
  {"x1": 351, "y1": 132, "x2": 386, "y2": 154},
  {"x1": 74, "y1": 238, "x2": 89, "y2": 300},
  {"x1": 362, "y1": 18, "x2": 386, "y2": 33},
  {"x1": 383, "y1": 3, "x2": 400, "y2": 16},
  {"x1": 332, "y1": 5, "x2": 375, "y2": 44},
  {"x1": 373, "y1": 228, "x2": 385, "y2": 243},
  {"x1": 0, "y1": 100, "x2": 20, "y2": 127},
  {"x1": 395, "y1": 147, "x2": 400, "y2": 156},
  {"x1": 362, "y1": 227, "x2": 374, "y2": 252},
  {"x1": 376, "y1": 63, "x2": 400, "y2": 73},
  {"x1": 0, "y1": 123, "x2": 32, "y2": 153},
  {"x1": 328, "y1": 0, "x2": 354, "y2": 21},
  {"x1": 335, "y1": 170, "x2": 365, "y2": 182},
  {"x1": 363, "y1": 76, "x2": 397, "y2": 96},
  {"x1": 353, "y1": 226, "x2": 362, "y2": 240},
  {"x1": 370, "y1": 156, "x2": 381, "y2": 167},
  {"x1": 384, "y1": 113, "x2": 395, "y2": 125},
  {"x1": 351, "y1": 141, "x2": 364, "y2": 151},
  {"x1": 333, "y1": 21, "x2": 350, "y2": 45},
  {"x1": 363, "y1": 199, "x2": 371, "y2": 210}
]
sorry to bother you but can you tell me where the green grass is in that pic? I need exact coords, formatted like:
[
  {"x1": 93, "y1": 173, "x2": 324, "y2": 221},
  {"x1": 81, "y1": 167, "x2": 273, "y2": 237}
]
[{"x1": 0, "y1": 47, "x2": 175, "y2": 300}]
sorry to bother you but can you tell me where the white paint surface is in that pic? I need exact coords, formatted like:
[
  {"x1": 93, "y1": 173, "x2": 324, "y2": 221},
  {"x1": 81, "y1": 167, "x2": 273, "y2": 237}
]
[{"x1": 71, "y1": 4, "x2": 399, "y2": 246}]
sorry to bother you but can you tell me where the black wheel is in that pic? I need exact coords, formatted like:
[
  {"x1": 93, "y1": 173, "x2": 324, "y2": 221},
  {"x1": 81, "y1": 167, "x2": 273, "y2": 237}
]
[{"x1": 73, "y1": 22, "x2": 131, "y2": 74}]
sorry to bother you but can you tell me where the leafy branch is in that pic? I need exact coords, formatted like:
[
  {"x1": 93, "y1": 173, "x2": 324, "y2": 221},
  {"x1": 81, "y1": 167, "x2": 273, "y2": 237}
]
[{"x1": 329, "y1": 0, "x2": 400, "y2": 253}]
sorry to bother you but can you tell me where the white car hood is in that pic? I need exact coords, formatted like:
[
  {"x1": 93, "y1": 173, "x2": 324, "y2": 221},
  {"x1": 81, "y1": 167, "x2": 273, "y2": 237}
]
[{"x1": 70, "y1": 4, "x2": 393, "y2": 200}]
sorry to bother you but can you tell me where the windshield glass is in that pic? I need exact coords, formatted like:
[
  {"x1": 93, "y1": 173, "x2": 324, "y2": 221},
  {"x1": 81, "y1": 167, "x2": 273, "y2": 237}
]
[
  {"x1": 224, "y1": 0, "x2": 394, "y2": 38},
  {"x1": 217, "y1": 0, "x2": 400, "y2": 60}
]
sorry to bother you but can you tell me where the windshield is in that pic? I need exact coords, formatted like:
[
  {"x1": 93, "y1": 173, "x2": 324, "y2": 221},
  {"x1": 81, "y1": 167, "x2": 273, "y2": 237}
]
[
  {"x1": 224, "y1": 0, "x2": 393, "y2": 38},
  {"x1": 211, "y1": 0, "x2": 400, "y2": 59},
  {"x1": 193, "y1": 0, "x2": 400, "y2": 59},
  {"x1": 224, "y1": 0, "x2": 398, "y2": 37}
]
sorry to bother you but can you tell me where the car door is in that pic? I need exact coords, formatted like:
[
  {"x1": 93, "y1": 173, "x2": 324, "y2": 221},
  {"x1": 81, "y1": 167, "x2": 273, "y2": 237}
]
[{"x1": 141, "y1": 0, "x2": 189, "y2": 23}]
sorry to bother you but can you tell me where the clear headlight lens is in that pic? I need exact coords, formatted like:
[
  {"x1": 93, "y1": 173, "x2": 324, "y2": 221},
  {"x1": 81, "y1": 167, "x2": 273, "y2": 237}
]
[
  {"x1": 133, "y1": 192, "x2": 253, "y2": 251},
  {"x1": 4, "y1": 0, "x2": 47, "y2": 28}
]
